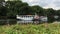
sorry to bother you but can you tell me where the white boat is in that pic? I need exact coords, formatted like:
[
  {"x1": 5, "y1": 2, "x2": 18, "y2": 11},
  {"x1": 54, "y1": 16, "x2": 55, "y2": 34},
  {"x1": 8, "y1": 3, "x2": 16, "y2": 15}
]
[
  {"x1": 16, "y1": 15, "x2": 48, "y2": 23},
  {"x1": 16, "y1": 15, "x2": 34, "y2": 21}
]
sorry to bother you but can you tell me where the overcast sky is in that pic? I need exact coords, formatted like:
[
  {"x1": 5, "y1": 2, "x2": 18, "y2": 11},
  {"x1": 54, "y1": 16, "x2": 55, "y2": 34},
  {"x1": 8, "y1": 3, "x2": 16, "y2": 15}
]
[
  {"x1": 21, "y1": 0, "x2": 60, "y2": 10},
  {"x1": 5, "y1": 0, "x2": 60, "y2": 10}
]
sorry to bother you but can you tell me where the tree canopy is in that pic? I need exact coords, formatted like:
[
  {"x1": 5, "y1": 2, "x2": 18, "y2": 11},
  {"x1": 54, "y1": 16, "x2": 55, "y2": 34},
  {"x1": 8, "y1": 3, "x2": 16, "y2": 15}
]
[{"x1": 0, "y1": 0, "x2": 60, "y2": 22}]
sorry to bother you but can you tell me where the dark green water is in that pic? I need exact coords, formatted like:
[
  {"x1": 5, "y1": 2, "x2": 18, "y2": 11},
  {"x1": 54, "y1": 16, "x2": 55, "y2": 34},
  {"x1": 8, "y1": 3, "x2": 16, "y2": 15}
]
[{"x1": 0, "y1": 19, "x2": 17, "y2": 25}]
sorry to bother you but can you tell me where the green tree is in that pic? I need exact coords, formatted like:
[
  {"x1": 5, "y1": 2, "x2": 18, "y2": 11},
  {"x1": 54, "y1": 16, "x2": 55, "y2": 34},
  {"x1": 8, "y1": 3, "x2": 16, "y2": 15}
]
[
  {"x1": 0, "y1": 0, "x2": 7, "y2": 16},
  {"x1": 31, "y1": 5, "x2": 44, "y2": 16},
  {"x1": 6, "y1": 1, "x2": 30, "y2": 18},
  {"x1": 46, "y1": 8, "x2": 55, "y2": 23}
]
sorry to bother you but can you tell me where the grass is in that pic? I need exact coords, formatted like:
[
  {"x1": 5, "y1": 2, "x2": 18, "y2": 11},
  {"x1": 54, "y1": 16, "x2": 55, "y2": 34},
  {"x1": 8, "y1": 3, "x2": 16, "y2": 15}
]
[{"x1": 0, "y1": 23, "x2": 60, "y2": 34}]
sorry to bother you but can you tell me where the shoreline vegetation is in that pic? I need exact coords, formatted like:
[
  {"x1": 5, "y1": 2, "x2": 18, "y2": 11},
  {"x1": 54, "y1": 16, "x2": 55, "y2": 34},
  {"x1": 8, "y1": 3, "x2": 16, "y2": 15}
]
[
  {"x1": 0, "y1": 23, "x2": 60, "y2": 34},
  {"x1": 0, "y1": 0, "x2": 60, "y2": 23}
]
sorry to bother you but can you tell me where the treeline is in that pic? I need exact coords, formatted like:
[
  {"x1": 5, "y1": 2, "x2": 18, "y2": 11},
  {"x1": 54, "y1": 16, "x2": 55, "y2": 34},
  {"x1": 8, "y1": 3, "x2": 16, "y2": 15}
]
[{"x1": 0, "y1": 0, "x2": 60, "y2": 22}]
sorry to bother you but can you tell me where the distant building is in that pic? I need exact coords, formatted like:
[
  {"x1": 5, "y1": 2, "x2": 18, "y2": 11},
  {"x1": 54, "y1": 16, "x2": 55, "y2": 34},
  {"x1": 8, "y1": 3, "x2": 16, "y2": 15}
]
[
  {"x1": 54, "y1": 15, "x2": 59, "y2": 21},
  {"x1": 54, "y1": 15, "x2": 59, "y2": 19}
]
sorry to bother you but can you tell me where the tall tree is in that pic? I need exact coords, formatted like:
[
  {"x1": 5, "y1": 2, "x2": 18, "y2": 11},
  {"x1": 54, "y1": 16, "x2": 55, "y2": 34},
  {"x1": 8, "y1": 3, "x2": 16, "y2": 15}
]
[
  {"x1": 0, "y1": 0, "x2": 7, "y2": 16},
  {"x1": 46, "y1": 8, "x2": 55, "y2": 23},
  {"x1": 31, "y1": 5, "x2": 44, "y2": 16},
  {"x1": 6, "y1": 1, "x2": 30, "y2": 17}
]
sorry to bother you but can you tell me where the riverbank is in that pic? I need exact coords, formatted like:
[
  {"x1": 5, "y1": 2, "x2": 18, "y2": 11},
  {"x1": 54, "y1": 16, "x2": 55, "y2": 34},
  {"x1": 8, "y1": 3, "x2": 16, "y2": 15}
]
[{"x1": 0, "y1": 23, "x2": 60, "y2": 34}]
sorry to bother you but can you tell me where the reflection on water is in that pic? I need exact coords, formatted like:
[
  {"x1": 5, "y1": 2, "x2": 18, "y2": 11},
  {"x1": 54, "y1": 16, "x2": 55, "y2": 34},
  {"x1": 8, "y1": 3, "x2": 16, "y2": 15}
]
[
  {"x1": 0, "y1": 19, "x2": 34, "y2": 24},
  {"x1": 0, "y1": 19, "x2": 16, "y2": 25},
  {"x1": 0, "y1": 19, "x2": 48, "y2": 24},
  {"x1": 0, "y1": 19, "x2": 40, "y2": 25},
  {"x1": 17, "y1": 21, "x2": 33, "y2": 23}
]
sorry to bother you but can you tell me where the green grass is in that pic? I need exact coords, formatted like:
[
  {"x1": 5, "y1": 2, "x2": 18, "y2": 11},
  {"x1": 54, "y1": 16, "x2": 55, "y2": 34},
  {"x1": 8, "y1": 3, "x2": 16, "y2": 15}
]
[{"x1": 0, "y1": 23, "x2": 60, "y2": 34}]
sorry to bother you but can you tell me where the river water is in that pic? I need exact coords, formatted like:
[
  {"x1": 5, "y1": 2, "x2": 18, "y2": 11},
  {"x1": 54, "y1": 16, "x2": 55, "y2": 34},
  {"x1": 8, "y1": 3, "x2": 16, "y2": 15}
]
[
  {"x1": 0, "y1": 19, "x2": 16, "y2": 25},
  {"x1": 0, "y1": 19, "x2": 40, "y2": 24}
]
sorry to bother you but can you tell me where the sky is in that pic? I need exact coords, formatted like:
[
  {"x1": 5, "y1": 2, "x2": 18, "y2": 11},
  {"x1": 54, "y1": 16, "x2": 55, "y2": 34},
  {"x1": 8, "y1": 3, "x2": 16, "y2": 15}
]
[
  {"x1": 5, "y1": 0, "x2": 60, "y2": 10},
  {"x1": 21, "y1": 0, "x2": 60, "y2": 10}
]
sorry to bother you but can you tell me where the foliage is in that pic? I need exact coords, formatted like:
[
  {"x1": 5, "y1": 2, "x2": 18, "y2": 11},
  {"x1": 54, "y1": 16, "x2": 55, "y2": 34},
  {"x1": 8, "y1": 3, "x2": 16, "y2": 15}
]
[
  {"x1": 0, "y1": 23, "x2": 60, "y2": 34},
  {"x1": 0, "y1": 0, "x2": 60, "y2": 22}
]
